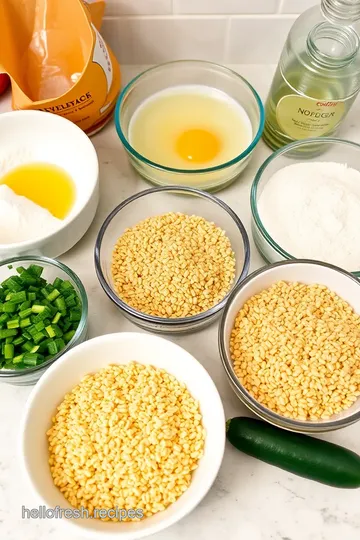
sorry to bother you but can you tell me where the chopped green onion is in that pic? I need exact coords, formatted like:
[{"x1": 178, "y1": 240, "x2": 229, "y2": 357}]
[
  {"x1": 23, "y1": 353, "x2": 39, "y2": 366},
  {"x1": 0, "y1": 265, "x2": 82, "y2": 370},
  {"x1": 62, "y1": 320, "x2": 72, "y2": 332},
  {"x1": 35, "y1": 320, "x2": 45, "y2": 332},
  {"x1": 53, "y1": 277, "x2": 63, "y2": 289},
  {"x1": 0, "y1": 314, "x2": 9, "y2": 325},
  {"x1": 60, "y1": 280, "x2": 74, "y2": 291},
  {"x1": 31, "y1": 304, "x2": 45, "y2": 314},
  {"x1": 38, "y1": 338, "x2": 51, "y2": 352},
  {"x1": 52, "y1": 324, "x2": 63, "y2": 337},
  {"x1": 4, "y1": 343, "x2": 14, "y2": 359},
  {"x1": 48, "y1": 341, "x2": 58, "y2": 355},
  {"x1": 70, "y1": 309, "x2": 81, "y2": 322},
  {"x1": 55, "y1": 296, "x2": 66, "y2": 314},
  {"x1": 64, "y1": 329, "x2": 76, "y2": 343},
  {"x1": 2, "y1": 276, "x2": 22, "y2": 292},
  {"x1": 0, "y1": 329, "x2": 18, "y2": 338},
  {"x1": 7, "y1": 318, "x2": 20, "y2": 329},
  {"x1": 19, "y1": 271, "x2": 38, "y2": 285},
  {"x1": 22, "y1": 342, "x2": 34, "y2": 352},
  {"x1": 28, "y1": 325, "x2": 39, "y2": 337},
  {"x1": 3, "y1": 302, "x2": 17, "y2": 313},
  {"x1": 33, "y1": 331, "x2": 46, "y2": 344},
  {"x1": 65, "y1": 294, "x2": 76, "y2": 308},
  {"x1": 34, "y1": 307, "x2": 52, "y2": 321},
  {"x1": 20, "y1": 317, "x2": 31, "y2": 328},
  {"x1": 8, "y1": 291, "x2": 27, "y2": 304},
  {"x1": 54, "y1": 338, "x2": 66, "y2": 350},
  {"x1": 52, "y1": 312, "x2": 62, "y2": 324},
  {"x1": 47, "y1": 289, "x2": 60, "y2": 302},
  {"x1": 13, "y1": 354, "x2": 24, "y2": 364},
  {"x1": 19, "y1": 308, "x2": 32, "y2": 319},
  {"x1": 28, "y1": 264, "x2": 43, "y2": 277},
  {"x1": 45, "y1": 325, "x2": 56, "y2": 338}
]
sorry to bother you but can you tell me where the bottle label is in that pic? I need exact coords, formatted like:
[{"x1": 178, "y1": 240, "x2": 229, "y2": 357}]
[{"x1": 276, "y1": 95, "x2": 345, "y2": 139}]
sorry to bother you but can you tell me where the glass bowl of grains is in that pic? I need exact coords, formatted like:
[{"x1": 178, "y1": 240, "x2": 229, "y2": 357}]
[
  {"x1": 219, "y1": 259, "x2": 360, "y2": 434},
  {"x1": 95, "y1": 186, "x2": 250, "y2": 333}
]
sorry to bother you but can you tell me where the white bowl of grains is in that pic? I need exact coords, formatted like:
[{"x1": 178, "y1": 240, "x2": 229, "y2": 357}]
[
  {"x1": 20, "y1": 332, "x2": 225, "y2": 539},
  {"x1": 219, "y1": 259, "x2": 360, "y2": 433},
  {"x1": 94, "y1": 186, "x2": 250, "y2": 334}
]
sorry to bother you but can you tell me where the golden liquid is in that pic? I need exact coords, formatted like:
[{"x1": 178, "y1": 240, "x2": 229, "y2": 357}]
[{"x1": 0, "y1": 162, "x2": 75, "y2": 219}]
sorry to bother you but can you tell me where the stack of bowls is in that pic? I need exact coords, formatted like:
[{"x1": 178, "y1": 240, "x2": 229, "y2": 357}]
[{"x1": 0, "y1": 110, "x2": 98, "y2": 384}]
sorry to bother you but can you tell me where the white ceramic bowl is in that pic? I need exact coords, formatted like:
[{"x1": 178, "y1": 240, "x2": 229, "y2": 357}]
[
  {"x1": 20, "y1": 333, "x2": 225, "y2": 539},
  {"x1": 219, "y1": 260, "x2": 360, "y2": 433},
  {"x1": 0, "y1": 110, "x2": 99, "y2": 260}
]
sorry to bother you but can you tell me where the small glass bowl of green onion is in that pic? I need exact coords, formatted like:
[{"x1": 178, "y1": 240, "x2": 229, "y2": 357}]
[{"x1": 0, "y1": 256, "x2": 88, "y2": 385}]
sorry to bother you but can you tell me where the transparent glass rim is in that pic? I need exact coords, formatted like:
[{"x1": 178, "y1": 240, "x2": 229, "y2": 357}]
[
  {"x1": 115, "y1": 60, "x2": 265, "y2": 174},
  {"x1": 0, "y1": 255, "x2": 88, "y2": 378},
  {"x1": 251, "y1": 137, "x2": 360, "y2": 278},
  {"x1": 307, "y1": 22, "x2": 359, "y2": 67},
  {"x1": 219, "y1": 259, "x2": 360, "y2": 432},
  {"x1": 94, "y1": 185, "x2": 251, "y2": 326},
  {"x1": 321, "y1": 0, "x2": 360, "y2": 23}
]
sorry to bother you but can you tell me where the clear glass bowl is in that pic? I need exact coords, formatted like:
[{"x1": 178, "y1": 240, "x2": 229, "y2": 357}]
[
  {"x1": 219, "y1": 259, "x2": 360, "y2": 434},
  {"x1": 251, "y1": 137, "x2": 360, "y2": 277},
  {"x1": 94, "y1": 186, "x2": 250, "y2": 334},
  {"x1": 115, "y1": 60, "x2": 264, "y2": 192},
  {"x1": 0, "y1": 256, "x2": 88, "y2": 386}
]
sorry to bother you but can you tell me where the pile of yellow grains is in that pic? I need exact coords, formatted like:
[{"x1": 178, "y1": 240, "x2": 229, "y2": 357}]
[
  {"x1": 230, "y1": 281, "x2": 360, "y2": 421},
  {"x1": 111, "y1": 212, "x2": 236, "y2": 318},
  {"x1": 47, "y1": 362, "x2": 205, "y2": 521}
]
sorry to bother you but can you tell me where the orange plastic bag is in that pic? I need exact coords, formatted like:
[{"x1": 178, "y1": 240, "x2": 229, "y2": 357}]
[{"x1": 0, "y1": 0, "x2": 121, "y2": 135}]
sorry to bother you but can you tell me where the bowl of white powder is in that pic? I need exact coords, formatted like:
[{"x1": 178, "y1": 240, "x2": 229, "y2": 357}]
[
  {"x1": 0, "y1": 111, "x2": 99, "y2": 261},
  {"x1": 251, "y1": 137, "x2": 360, "y2": 275}
]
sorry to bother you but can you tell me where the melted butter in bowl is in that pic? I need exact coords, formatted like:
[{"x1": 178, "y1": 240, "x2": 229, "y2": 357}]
[{"x1": 0, "y1": 162, "x2": 76, "y2": 219}]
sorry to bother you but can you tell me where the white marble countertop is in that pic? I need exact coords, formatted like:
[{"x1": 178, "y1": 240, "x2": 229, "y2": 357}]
[{"x1": 1, "y1": 65, "x2": 360, "y2": 540}]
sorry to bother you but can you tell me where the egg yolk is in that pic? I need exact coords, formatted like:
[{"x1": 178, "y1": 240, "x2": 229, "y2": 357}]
[{"x1": 175, "y1": 129, "x2": 221, "y2": 164}]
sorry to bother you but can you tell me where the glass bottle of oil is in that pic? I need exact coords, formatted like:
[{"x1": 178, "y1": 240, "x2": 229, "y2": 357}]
[{"x1": 263, "y1": 0, "x2": 360, "y2": 151}]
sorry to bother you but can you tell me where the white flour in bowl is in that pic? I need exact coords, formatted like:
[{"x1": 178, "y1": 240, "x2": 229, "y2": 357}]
[
  {"x1": 0, "y1": 184, "x2": 61, "y2": 244},
  {"x1": 258, "y1": 161, "x2": 360, "y2": 271}
]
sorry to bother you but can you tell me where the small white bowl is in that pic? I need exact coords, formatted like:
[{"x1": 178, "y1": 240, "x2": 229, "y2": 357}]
[
  {"x1": 0, "y1": 110, "x2": 99, "y2": 260},
  {"x1": 20, "y1": 333, "x2": 225, "y2": 539}
]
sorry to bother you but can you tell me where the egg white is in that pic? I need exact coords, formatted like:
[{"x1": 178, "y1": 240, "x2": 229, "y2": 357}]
[{"x1": 129, "y1": 85, "x2": 253, "y2": 170}]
